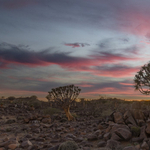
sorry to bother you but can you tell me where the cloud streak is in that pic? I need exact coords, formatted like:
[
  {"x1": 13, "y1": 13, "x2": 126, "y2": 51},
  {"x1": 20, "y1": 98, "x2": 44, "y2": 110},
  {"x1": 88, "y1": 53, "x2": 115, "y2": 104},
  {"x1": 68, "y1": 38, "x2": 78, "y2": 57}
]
[
  {"x1": 1, "y1": 0, "x2": 36, "y2": 9},
  {"x1": 0, "y1": 43, "x2": 142, "y2": 78},
  {"x1": 64, "y1": 42, "x2": 90, "y2": 48},
  {"x1": 0, "y1": 42, "x2": 139, "y2": 64},
  {"x1": 89, "y1": 65, "x2": 139, "y2": 77}
]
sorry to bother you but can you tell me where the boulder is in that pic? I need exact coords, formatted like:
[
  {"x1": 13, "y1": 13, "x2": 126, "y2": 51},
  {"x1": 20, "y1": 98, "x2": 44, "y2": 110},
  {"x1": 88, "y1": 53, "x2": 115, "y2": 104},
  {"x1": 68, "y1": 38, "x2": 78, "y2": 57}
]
[
  {"x1": 124, "y1": 111, "x2": 137, "y2": 126},
  {"x1": 87, "y1": 133, "x2": 98, "y2": 141},
  {"x1": 110, "y1": 124, "x2": 129, "y2": 133},
  {"x1": 115, "y1": 128, "x2": 132, "y2": 140},
  {"x1": 123, "y1": 146, "x2": 137, "y2": 150},
  {"x1": 96, "y1": 148, "x2": 111, "y2": 150},
  {"x1": 103, "y1": 133, "x2": 111, "y2": 141},
  {"x1": 48, "y1": 145, "x2": 60, "y2": 150},
  {"x1": 111, "y1": 132, "x2": 122, "y2": 141},
  {"x1": 131, "y1": 102, "x2": 141, "y2": 109},
  {"x1": 113, "y1": 112, "x2": 124, "y2": 124},
  {"x1": 42, "y1": 118, "x2": 51, "y2": 124},
  {"x1": 146, "y1": 119, "x2": 150, "y2": 134},
  {"x1": 140, "y1": 126, "x2": 147, "y2": 140},
  {"x1": 8, "y1": 143, "x2": 18, "y2": 150},
  {"x1": 131, "y1": 109, "x2": 145, "y2": 121},
  {"x1": 141, "y1": 141, "x2": 149, "y2": 150},
  {"x1": 21, "y1": 140, "x2": 32, "y2": 148},
  {"x1": 106, "y1": 139, "x2": 120, "y2": 149},
  {"x1": 97, "y1": 141, "x2": 106, "y2": 147}
]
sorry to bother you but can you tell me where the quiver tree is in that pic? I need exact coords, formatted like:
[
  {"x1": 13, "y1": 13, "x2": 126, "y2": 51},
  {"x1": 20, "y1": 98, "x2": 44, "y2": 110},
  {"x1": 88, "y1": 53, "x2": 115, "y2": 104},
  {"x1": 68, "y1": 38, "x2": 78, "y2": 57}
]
[
  {"x1": 48, "y1": 84, "x2": 81, "y2": 121},
  {"x1": 134, "y1": 62, "x2": 150, "y2": 95},
  {"x1": 46, "y1": 95, "x2": 53, "y2": 107}
]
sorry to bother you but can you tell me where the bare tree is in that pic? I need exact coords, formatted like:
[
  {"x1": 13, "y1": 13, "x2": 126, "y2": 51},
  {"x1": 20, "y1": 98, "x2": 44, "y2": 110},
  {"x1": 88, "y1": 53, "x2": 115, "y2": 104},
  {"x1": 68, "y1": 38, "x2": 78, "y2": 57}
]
[
  {"x1": 134, "y1": 62, "x2": 150, "y2": 95},
  {"x1": 48, "y1": 85, "x2": 81, "y2": 121}
]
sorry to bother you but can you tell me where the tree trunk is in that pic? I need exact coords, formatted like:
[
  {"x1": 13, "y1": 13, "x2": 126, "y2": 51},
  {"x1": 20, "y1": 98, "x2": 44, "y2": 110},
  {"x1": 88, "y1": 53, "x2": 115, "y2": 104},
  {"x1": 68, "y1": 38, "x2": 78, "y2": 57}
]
[{"x1": 63, "y1": 106, "x2": 74, "y2": 121}]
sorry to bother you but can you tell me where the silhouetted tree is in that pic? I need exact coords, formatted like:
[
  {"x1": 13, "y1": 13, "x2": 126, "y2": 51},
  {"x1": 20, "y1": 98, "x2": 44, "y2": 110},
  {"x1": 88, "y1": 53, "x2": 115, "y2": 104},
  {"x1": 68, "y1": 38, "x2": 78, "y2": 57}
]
[
  {"x1": 134, "y1": 62, "x2": 150, "y2": 95},
  {"x1": 8, "y1": 96, "x2": 15, "y2": 101},
  {"x1": 48, "y1": 84, "x2": 81, "y2": 121},
  {"x1": 30, "y1": 95, "x2": 37, "y2": 100},
  {"x1": 46, "y1": 94, "x2": 53, "y2": 107}
]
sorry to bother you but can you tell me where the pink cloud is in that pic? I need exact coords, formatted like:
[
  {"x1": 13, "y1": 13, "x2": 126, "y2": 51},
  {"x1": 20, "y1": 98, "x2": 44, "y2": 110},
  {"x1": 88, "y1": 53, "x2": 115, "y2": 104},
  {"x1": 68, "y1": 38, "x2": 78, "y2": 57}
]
[
  {"x1": 120, "y1": 10, "x2": 150, "y2": 39},
  {"x1": 0, "y1": 43, "x2": 143, "y2": 78},
  {"x1": 23, "y1": 77, "x2": 50, "y2": 82},
  {"x1": 65, "y1": 64, "x2": 140, "y2": 78},
  {"x1": 64, "y1": 43, "x2": 80, "y2": 48},
  {"x1": 89, "y1": 52, "x2": 140, "y2": 65},
  {"x1": 77, "y1": 84, "x2": 94, "y2": 87},
  {"x1": 119, "y1": 82, "x2": 134, "y2": 86},
  {"x1": 81, "y1": 87, "x2": 139, "y2": 97},
  {"x1": 64, "y1": 43, "x2": 90, "y2": 48},
  {"x1": 91, "y1": 67, "x2": 139, "y2": 77}
]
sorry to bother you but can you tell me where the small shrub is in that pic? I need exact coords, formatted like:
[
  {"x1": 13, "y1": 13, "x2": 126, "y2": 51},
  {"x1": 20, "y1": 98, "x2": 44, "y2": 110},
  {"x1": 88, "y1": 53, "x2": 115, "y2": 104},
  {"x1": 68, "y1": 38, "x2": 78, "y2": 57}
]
[
  {"x1": 131, "y1": 126, "x2": 140, "y2": 137},
  {"x1": 71, "y1": 113, "x2": 79, "y2": 118},
  {"x1": 101, "y1": 99, "x2": 108, "y2": 104},
  {"x1": 58, "y1": 141, "x2": 79, "y2": 150},
  {"x1": 42, "y1": 107, "x2": 61, "y2": 115},
  {"x1": 30, "y1": 95, "x2": 37, "y2": 100},
  {"x1": 28, "y1": 100, "x2": 42, "y2": 109},
  {"x1": 6, "y1": 119, "x2": 16, "y2": 124},
  {"x1": 6, "y1": 128, "x2": 12, "y2": 132}
]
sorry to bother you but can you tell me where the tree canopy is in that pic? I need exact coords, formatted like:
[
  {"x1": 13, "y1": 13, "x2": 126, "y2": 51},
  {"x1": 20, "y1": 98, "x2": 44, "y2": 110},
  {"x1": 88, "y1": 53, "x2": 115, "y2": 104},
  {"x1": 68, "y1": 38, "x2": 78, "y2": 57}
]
[{"x1": 134, "y1": 62, "x2": 150, "y2": 95}]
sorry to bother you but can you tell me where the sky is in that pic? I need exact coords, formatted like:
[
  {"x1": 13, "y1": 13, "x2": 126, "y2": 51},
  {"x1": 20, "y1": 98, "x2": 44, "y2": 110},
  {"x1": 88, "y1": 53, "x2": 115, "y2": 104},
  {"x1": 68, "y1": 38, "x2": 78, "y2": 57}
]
[{"x1": 1, "y1": 0, "x2": 150, "y2": 101}]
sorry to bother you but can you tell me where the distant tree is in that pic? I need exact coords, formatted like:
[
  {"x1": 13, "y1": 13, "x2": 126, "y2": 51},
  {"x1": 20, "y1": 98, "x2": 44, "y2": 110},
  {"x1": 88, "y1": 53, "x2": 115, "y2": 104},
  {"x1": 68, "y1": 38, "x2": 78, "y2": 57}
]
[
  {"x1": 1, "y1": 96, "x2": 5, "y2": 99},
  {"x1": 48, "y1": 84, "x2": 81, "y2": 121},
  {"x1": 80, "y1": 98, "x2": 86, "y2": 108},
  {"x1": 30, "y1": 95, "x2": 37, "y2": 100},
  {"x1": 8, "y1": 96, "x2": 15, "y2": 101},
  {"x1": 134, "y1": 62, "x2": 150, "y2": 95},
  {"x1": 46, "y1": 94, "x2": 53, "y2": 107}
]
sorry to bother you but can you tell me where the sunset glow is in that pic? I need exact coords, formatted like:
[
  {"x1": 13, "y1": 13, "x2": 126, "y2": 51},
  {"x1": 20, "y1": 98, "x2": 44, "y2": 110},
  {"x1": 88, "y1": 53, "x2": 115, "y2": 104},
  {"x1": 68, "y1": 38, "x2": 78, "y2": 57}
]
[{"x1": 1, "y1": 0, "x2": 150, "y2": 100}]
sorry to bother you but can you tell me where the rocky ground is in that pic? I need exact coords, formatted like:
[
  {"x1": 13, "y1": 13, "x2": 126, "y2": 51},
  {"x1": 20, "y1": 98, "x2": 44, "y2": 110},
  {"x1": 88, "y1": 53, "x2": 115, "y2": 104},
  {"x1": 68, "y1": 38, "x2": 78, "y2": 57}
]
[{"x1": 0, "y1": 99, "x2": 150, "y2": 150}]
